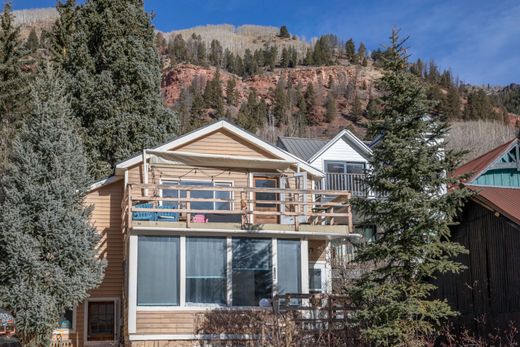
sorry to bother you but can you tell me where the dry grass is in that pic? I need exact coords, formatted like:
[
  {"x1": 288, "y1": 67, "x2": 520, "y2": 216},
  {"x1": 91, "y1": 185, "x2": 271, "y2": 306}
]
[
  {"x1": 447, "y1": 120, "x2": 518, "y2": 163},
  {"x1": 166, "y1": 24, "x2": 311, "y2": 57}
]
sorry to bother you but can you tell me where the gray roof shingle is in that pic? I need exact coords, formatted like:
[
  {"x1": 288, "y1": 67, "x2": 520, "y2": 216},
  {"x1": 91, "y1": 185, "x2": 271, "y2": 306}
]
[{"x1": 277, "y1": 137, "x2": 329, "y2": 161}]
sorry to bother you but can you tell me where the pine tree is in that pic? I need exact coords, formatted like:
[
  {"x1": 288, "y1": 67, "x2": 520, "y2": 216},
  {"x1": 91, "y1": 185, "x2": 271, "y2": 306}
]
[
  {"x1": 243, "y1": 48, "x2": 257, "y2": 76},
  {"x1": 351, "y1": 93, "x2": 363, "y2": 122},
  {"x1": 51, "y1": 0, "x2": 78, "y2": 66},
  {"x1": 0, "y1": 71, "x2": 105, "y2": 346},
  {"x1": 52, "y1": 0, "x2": 177, "y2": 179},
  {"x1": 357, "y1": 42, "x2": 366, "y2": 63},
  {"x1": 203, "y1": 69, "x2": 225, "y2": 116},
  {"x1": 226, "y1": 78, "x2": 237, "y2": 106},
  {"x1": 209, "y1": 39, "x2": 223, "y2": 67},
  {"x1": 345, "y1": 38, "x2": 356, "y2": 62},
  {"x1": 236, "y1": 89, "x2": 266, "y2": 132},
  {"x1": 325, "y1": 93, "x2": 337, "y2": 122},
  {"x1": 349, "y1": 30, "x2": 471, "y2": 346},
  {"x1": 304, "y1": 83, "x2": 319, "y2": 124},
  {"x1": 280, "y1": 47, "x2": 289, "y2": 68},
  {"x1": 279, "y1": 25, "x2": 290, "y2": 39},
  {"x1": 25, "y1": 28, "x2": 39, "y2": 53},
  {"x1": 0, "y1": 2, "x2": 31, "y2": 169},
  {"x1": 273, "y1": 77, "x2": 288, "y2": 126}
]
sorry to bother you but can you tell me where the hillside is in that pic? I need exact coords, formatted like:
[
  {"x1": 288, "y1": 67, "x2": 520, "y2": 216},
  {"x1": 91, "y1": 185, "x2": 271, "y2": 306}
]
[{"x1": 11, "y1": 7, "x2": 520, "y2": 148}]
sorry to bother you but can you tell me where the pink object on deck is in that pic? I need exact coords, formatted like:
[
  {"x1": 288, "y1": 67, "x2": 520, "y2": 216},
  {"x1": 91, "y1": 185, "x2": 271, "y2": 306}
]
[{"x1": 192, "y1": 214, "x2": 208, "y2": 223}]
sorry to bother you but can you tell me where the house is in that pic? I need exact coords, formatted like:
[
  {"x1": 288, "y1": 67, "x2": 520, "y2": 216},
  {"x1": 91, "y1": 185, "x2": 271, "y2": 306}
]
[
  {"x1": 53, "y1": 120, "x2": 357, "y2": 346},
  {"x1": 277, "y1": 129, "x2": 372, "y2": 197},
  {"x1": 278, "y1": 130, "x2": 376, "y2": 260},
  {"x1": 435, "y1": 138, "x2": 520, "y2": 335}
]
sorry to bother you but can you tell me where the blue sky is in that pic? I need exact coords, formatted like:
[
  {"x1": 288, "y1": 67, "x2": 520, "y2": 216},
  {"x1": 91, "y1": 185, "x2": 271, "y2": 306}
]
[{"x1": 13, "y1": 0, "x2": 520, "y2": 86}]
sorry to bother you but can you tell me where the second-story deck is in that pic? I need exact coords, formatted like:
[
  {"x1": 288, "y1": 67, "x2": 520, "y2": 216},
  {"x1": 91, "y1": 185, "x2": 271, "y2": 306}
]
[{"x1": 122, "y1": 183, "x2": 353, "y2": 235}]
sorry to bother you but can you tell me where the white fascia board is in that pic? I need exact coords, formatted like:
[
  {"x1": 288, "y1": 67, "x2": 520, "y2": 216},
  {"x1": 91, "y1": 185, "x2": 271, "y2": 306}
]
[
  {"x1": 114, "y1": 120, "x2": 324, "y2": 178},
  {"x1": 308, "y1": 129, "x2": 372, "y2": 163}
]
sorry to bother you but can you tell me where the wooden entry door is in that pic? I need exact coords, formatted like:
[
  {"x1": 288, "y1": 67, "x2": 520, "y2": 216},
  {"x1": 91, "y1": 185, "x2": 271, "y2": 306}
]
[{"x1": 254, "y1": 176, "x2": 279, "y2": 224}]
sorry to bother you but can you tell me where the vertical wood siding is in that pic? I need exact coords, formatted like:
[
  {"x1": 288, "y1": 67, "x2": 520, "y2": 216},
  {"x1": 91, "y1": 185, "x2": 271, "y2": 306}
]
[{"x1": 434, "y1": 200, "x2": 520, "y2": 336}]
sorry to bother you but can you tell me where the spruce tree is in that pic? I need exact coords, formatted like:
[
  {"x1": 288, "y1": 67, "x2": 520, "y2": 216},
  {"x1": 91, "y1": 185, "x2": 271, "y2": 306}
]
[
  {"x1": 226, "y1": 78, "x2": 237, "y2": 106},
  {"x1": 0, "y1": 2, "x2": 31, "y2": 169},
  {"x1": 349, "y1": 31, "x2": 471, "y2": 346},
  {"x1": 51, "y1": 0, "x2": 78, "y2": 66},
  {"x1": 0, "y1": 71, "x2": 105, "y2": 346},
  {"x1": 345, "y1": 38, "x2": 356, "y2": 62},
  {"x1": 279, "y1": 25, "x2": 290, "y2": 38},
  {"x1": 351, "y1": 94, "x2": 363, "y2": 122},
  {"x1": 25, "y1": 28, "x2": 39, "y2": 53},
  {"x1": 272, "y1": 77, "x2": 288, "y2": 126},
  {"x1": 209, "y1": 39, "x2": 223, "y2": 67},
  {"x1": 357, "y1": 42, "x2": 366, "y2": 63},
  {"x1": 325, "y1": 93, "x2": 337, "y2": 122},
  {"x1": 52, "y1": 0, "x2": 177, "y2": 179}
]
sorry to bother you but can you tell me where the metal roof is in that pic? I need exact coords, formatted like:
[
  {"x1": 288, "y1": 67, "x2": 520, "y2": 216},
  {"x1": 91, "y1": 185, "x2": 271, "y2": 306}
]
[
  {"x1": 453, "y1": 138, "x2": 518, "y2": 183},
  {"x1": 470, "y1": 185, "x2": 520, "y2": 225},
  {"x1": 277, "y1": 137, "x2": 328, "y2": 161}
]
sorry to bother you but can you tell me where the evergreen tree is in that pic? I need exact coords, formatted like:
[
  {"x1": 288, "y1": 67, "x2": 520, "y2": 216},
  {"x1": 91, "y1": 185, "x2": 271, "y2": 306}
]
[
  {"x1": 349, "y1": 31, "x2": 471, "y2": 346},
  {"x1": 209, "y1": 39, "x2": 223, "y2": 67},
  {"x1": 168, "y1": 34, "x2": 187, "y2": 63},
  {"x1": 52, "y1": 0, "x2": 177, "y2": 179},
  {"x1": 463, "y1": 89, "x2": 497, "y2": 120},
  {"x1": 236, "y1": 89, "x2": 266, "y2": 132},
  {"x1": 304, "y1": 83, "x2": 320, "y2": 125},
  {"x1": 280, "y1": 47, "x2": 289, "y2": 68},
  {"x1": 0, "y1": 71, "x2": 105, "y2": 346},
  {"x1": 357, "y1": 42, "x2": 366, "y2": 63},
  {"x1": 0, "y1": 2, "x2": 31, "y2": 168},
  {"x1": 243, "y1": 48, "x2": 258, "y2": 76},
  {"x1": 345, "y1": 38, "x2": 356, "y2": 62},
  {"x1": 223, "y1": 48, "x2": 235, "y2": 73},
  {"x1": 273, "y1": 77, "x2": 288, "y2": 125},
  {"x1": 226, "y1": 78, "x2": 237, "y2": 106},
  {"x1": 51, "y1": 0, "x2": 78, "y2": 66},
  {"x1": 444, "y1": 86, "x2": 461, "y2": 120},
  {"x1": 203, "y1": 69, "x2": 225, "y2": 116},
  {"x1": 351, "y1": 93, "x2": 363, "y2": 122},
  {"x1": 304, "y1": 49, "x2": 313, "y2": 66},
  {"x1": 25, "y1": 28, "x2": 39, "y2": 53},
  {"x1": 279, "y1": 25, "x2": 290, "y2": 38},
  {"x1": 325, "y1": 93, "x2": 337, "y2": 122}
]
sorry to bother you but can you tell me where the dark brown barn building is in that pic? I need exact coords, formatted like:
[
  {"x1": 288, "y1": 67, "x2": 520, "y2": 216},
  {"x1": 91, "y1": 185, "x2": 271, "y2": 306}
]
[{"x1": 435, "y1": 138, "x2": 520, "y2": 336}]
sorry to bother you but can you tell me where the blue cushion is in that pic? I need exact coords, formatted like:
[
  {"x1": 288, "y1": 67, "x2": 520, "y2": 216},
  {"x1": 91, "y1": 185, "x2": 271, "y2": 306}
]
[{"x1": 132, "y1": 203, "x2": 156, "y2": 221}]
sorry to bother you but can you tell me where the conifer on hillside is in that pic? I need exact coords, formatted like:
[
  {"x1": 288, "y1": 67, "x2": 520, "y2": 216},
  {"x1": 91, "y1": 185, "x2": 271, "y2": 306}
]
[
  {"x1": 52, "y1": 0, "x2": 177, "y2": 179},
  {"x1": 349, "y1": 30, "x2": 472, "y2": 346}
]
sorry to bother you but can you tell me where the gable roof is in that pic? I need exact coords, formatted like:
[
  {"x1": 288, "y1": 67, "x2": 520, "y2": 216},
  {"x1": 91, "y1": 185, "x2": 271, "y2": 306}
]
[
  {"x1": 453, "y1": 138, "x2": 518, "y2": 183},
  {"x1": 307, "y1": 129, "x2": 372, "y2": 163},
  {"x1": 115, "y1": 120, "x2": 324, "y2": 177},
  {"x1": 469, "y1": 185, "x2": 520, "y2": 225},
  {"x1": 277, "y1": 137, "x2": 328, "y2": 161}
]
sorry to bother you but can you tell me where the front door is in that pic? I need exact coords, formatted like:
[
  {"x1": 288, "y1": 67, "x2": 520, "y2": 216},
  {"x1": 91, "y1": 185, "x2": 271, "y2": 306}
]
[{"x1": 254, "y1": 176, "x2": 278, "y2": 224}]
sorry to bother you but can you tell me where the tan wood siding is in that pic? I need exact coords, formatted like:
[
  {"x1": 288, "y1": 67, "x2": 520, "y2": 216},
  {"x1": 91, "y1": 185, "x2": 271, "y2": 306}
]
[
  {"x1": 175, "y1": 129, "x2": 276, "y2": 158},
  {"x1": 57, "y1": 180, "x2": 124, "y2": 347},
  {"x1": 135, "y1": 311, "x2": 200, "y2": 335}
]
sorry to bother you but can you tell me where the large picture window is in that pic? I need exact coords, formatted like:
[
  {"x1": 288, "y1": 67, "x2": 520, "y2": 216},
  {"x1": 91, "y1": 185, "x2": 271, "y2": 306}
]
[
  {"x1": 186, "y1": 237, "x2": 227, "y2": 305},
  {"x1": 232, "y1": 238, "x2": 272, "y2": 306},
  {"x1": 137, "y1": 236, "x2": 180, "y2": 306},
  {"x1": 162, "y1": 180, "x2": 232, "y2": 210},
  {"x1": 277, "y1": 240, "x2": 301, "y2": 294}
]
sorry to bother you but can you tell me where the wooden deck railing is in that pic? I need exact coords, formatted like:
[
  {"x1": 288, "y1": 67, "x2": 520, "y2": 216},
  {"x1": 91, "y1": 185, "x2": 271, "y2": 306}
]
[{"x1": 122, "y1": 183, "x2": 352, "y2": 232}]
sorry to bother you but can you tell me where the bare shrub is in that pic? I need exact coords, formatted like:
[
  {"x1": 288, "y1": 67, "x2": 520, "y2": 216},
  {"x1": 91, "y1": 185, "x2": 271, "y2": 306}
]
[{"x1": 447, "y1": 120, "x2": 517, "y2": 164}]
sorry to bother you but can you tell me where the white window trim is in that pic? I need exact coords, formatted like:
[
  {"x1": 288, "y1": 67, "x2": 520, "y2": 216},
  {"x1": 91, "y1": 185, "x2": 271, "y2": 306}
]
[
  {"x1": 132, "y1": 235, "x2": 310, "y2": 312},
  {"x1": 160, "y1": 178, "x2": 234, "y2": 211},
  {"x1": 83, "y1": 297, "x2": 120, "y2": 346}
]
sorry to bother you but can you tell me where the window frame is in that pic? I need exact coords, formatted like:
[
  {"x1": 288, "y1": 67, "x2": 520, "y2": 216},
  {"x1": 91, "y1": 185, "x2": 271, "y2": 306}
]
[
  {"x1": 160, "y1": 179, "x2": 234, "y2": 211},
  {"x1": 134, "y1": 236, "x2": 308, "y2": 310},
  {"x1": 324, "y1": 160, "x2": 366, "y2": 174},
  {"x1": 83, "y1": 297, "x2": 119, "y2": 346}
]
